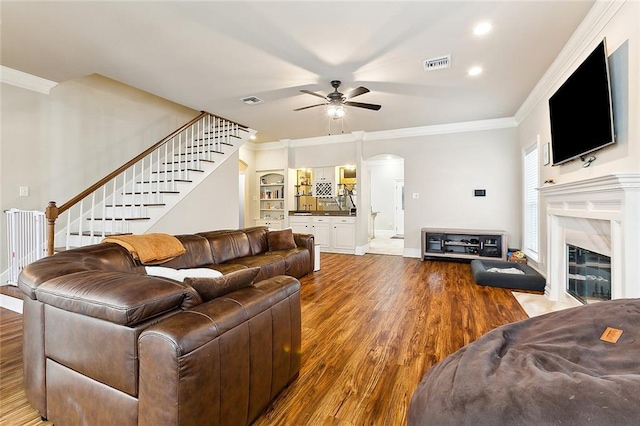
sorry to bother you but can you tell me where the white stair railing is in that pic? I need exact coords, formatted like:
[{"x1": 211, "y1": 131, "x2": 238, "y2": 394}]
[{"x1": 45, "y1": 112, "x2": 246, "y2": 253}]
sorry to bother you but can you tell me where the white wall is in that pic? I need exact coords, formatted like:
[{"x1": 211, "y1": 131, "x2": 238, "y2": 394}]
[
  {"x1": 516, "y1": 0, "x2": 639, "y2": 271},
  {"x1": 364, "y1": 127, "x2": 521, "y2": 256},
  {"x1": 251, "y1": 125, "x2": 521, "y2": 257},
  {"x1": 149, "y1": 151, "x2": 241, "y2": 234},
  {"x1": 2, "y1": 73, "x2": 202, "y2": 274}
]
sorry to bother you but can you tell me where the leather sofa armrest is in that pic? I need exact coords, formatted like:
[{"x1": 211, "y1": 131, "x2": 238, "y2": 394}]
[
  {"x1": 138, "y1": 275, "x2": 301, "y2": 425},
  {"x1": 35, "y1": 271, "x2": 202, "y2": 326},
  {"x1": 293, "y1": 233, "x2": 315, "y2": 271}
]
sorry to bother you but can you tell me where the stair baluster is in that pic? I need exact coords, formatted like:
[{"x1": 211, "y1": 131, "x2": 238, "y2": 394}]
[{"x1": 46, "y1": 112, "x2": 248, "y2": 255}]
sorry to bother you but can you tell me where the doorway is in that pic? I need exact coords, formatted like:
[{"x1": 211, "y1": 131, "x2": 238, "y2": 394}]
[{"x1": 365, "y1": 154, "x2": 405, "y2": 256}]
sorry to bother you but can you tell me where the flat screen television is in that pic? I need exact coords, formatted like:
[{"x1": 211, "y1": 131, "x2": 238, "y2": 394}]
[{"x1": 548, "y1": 39, "x2": 615, "y2": 166}]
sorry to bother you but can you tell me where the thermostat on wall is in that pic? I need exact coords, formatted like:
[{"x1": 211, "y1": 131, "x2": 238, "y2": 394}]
[{"x1": 474, "y1": 189, "x2": 486, "y2": 197}]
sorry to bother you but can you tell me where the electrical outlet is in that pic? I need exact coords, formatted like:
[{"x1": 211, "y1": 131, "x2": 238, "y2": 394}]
[{"x1": 19, "y1": 186, "x2": 29, "y2": 197}]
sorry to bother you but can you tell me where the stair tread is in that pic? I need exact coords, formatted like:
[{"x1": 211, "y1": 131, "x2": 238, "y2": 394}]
[
  {"x1": 152, "y1": 169, "x2": 204, "y2": 173},
  {"x1": 88, "y1": 217, "x2": 151, "y2": 221},
  {"x1": 70, "y1": 232, "x2": 132, "y2": 236},
  {"x1": 105, "y1": 203, "x2": 166, "y2": 207},
  {"x1": 174, "y1": 150, "x2": 224, "y2": 155},
  {"x1": 122, "y1": 191, "x2": 179, "y2": 194},
  {"x1": 135, "y1": 179, "x2": 192, "y2": 184}
]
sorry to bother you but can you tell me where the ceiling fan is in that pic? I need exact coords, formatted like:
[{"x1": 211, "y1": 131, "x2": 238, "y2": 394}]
[{"x1": 294, "y1": 80, "x2": 382, "y2": 117}]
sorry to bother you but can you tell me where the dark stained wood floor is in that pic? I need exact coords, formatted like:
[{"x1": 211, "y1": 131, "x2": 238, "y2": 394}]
[{"x1": 0, "y1": 253, "x2": 528, "y2": 425}]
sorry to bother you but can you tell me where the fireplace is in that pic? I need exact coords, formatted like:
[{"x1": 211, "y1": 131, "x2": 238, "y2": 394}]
[
  {"x1": 567, "y1": 244, "x2": 611, "y2": 304},
  {"x1": 539, "y1": 174, "x2": 640, "y2": 302}
]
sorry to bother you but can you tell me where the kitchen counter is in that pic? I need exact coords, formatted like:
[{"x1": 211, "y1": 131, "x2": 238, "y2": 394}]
[{"x1": 289, "y1": 211, "x2": 356, "y2": 217}]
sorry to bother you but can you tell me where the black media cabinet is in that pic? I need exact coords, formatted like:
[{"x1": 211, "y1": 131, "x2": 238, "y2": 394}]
[{"x1": 421, "y1": 228, "x2": 507, "y2": 261}]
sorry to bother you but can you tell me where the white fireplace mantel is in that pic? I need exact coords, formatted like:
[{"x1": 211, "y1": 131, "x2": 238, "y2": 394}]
[{"x1": 540, "y1": 174, "x2": 640, "y2": 301}]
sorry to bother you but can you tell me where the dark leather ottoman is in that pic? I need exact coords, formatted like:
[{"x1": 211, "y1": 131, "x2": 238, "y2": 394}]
[{"x1": 470, "y1": 259, "x2": 546, "y2": 291}]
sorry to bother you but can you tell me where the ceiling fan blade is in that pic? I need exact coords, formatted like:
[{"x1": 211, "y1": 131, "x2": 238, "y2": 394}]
[
  {"x1": 293, "y1": 103, "x2": 326, "y2": 111},
  {"x1": 300, "y1": 89, "x2": 328, "y2": 100},
  {"x1": 344, "y1": 86, "x2": 370, "y2": 99},
  {"x1": 344, "y1": 101, "x2": 382, "y2": 111}
]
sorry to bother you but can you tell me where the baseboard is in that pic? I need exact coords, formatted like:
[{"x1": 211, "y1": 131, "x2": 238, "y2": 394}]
[
  {"x1": 0, "y1": 294, "x2": 23, "y2": 314},
  {"x1": 403, "y1": 248, "x2": 421, "y2": 258},
  {"x1": 355, "y1": 243, "x2": 369, "y2": 255}
]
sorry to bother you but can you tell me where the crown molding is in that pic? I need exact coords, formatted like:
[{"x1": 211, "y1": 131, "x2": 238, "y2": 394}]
[
  {"x1": 249, "y1": 117, "x2": 518, "y2": 150},
  {"x1": 514, "y1": 0, "x2": 627, "y2": 124},
  {"x1": 0, "y1": 66, "x2": 58, "y2": 94},
  {"x1": 362, "y1": 117, "x2": 517, "y2": 142}
]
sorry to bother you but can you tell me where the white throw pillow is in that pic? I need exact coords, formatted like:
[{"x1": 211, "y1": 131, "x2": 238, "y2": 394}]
[{"x1": 145, "y1": 266, "x2": 223, "y2": 282}]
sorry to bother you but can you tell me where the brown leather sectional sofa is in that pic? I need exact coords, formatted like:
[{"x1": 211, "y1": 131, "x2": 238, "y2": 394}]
[{"x1": 18, "y1": 226, "x2": 314, "y2": 425}]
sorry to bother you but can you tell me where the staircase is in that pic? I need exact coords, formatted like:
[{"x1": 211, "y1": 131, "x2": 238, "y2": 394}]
[{"x1": 46, "y1": 112, "x2": 249, "y2": 253}]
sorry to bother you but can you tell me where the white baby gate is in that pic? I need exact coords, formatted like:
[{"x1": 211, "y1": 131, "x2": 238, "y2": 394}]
[{"x1": 5, "y1": 209, "x2": 47, "y2": 285}]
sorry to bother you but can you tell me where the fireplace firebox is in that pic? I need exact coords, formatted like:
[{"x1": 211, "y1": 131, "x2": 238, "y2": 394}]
[{"x1": 567, "y1": 244, "x2": 611, "y2": 304}]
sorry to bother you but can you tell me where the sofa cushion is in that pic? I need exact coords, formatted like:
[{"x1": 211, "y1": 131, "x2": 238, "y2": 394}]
[
  {"x1": 202, "y1": 231, "x2": 252, "y2": 264},
  {"x1": 267, "y1": 228, "x2": 297, "y2": 251},
  {"x1": 35, "y1": 271, "x2": 201, "y2": 325},
  {"x1": 185, "y1": 267, "x2": 260, "y2": 301},
  {"x1": 269, "y1": 248, "x2": 311, "y2": 279},
  {"x1": 244, "y1": 226, "x2": 269, "y2": 255},
  {"x1": 232, "y1": 255, "x2": 286, "y2": 283},
  {"x1": 160, "y1": 234, "x2": 215, "y2": 269}
]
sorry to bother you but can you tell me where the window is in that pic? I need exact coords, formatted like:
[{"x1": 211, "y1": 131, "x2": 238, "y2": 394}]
[{"x1": 523, "y1": 144, "x2": 539, "y2": 261}]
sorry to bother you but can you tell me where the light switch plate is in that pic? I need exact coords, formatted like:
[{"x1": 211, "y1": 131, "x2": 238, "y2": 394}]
[
  {"x1": 19, "y1": 186, "x2": 29, "y2": 197},
  {"x1": 412, "y1": 193, "x2": 419, "y2": 199}
]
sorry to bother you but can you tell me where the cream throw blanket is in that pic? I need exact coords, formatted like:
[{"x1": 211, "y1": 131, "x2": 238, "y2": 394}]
[{"x1": 103, "y1": 233, "x2": 186, "y2": 264}]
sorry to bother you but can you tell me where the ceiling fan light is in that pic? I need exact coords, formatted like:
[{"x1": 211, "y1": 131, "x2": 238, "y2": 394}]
[
  {"x1": 327, "y1": 105, "x2": 337, "y2": 117},
  {"x1": 335, "y1": 105, "x2": 346, "y2": 118}
]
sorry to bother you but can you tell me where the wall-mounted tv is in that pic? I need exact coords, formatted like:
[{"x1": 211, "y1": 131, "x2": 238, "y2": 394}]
[{"x1": 548, "y1": 39, "x2": 615, "y2": 166}]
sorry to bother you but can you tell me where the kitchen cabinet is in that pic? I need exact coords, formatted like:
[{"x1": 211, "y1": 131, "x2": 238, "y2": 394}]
[
  {"x1": 311, "y1": 217, "x2": 331, "y2": 250},
  {"x1": 289, "y1": 216, "x2": 311, "y2": 234},
  {"x1": 313, "y1": 167, "x2": 335, "y2": 198},
  {"x1": 290, "y1": 215, "x2": 356, "y2": 253},
  {"x1": 255, "y1": 219, "x2": 284, "y2": 229},
  {"x1": 332, "y1": 217, "x2": 356, "y2": 251}
]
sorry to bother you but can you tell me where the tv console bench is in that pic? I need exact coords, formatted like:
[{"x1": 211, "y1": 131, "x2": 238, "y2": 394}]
[{"x1": 421, "y1": 228, "x2": 507, "y2": 262}]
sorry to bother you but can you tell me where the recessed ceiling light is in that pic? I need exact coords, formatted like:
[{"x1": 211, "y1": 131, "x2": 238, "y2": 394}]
[
  {"x1": 473, "y1": 22, "x2": 492, "y2": 36},
  {"x1": 249, "y1": 134, "x2": 257, "y2": 140},
  {"x1": 468, "y1": 66, "x2": 483, "y2": 76}
]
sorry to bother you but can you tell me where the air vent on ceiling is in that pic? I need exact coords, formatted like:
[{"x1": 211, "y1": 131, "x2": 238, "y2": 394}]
[
  {"x1": 423, "y1": 55, "x2": 451, "y2": 71},
  {"x1": 240, "y1": 96, "x2": 264, "y2": 105}
]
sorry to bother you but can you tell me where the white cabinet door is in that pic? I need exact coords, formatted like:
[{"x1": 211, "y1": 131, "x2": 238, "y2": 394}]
[
  {"x1": 311, "y1": 217, "x2": 331, "y2": 249},
  {"x1": 332, "y1": 217, "x2": 355, "y2": 250},
  {"x1": 255, "y1": 219, "x2": 283, "y2": 229},
  {"x1": 289, "y1": 217, "x2": 311, "y2": 234}
]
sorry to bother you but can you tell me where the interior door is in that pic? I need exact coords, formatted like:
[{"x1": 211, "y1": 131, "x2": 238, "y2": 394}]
[{"x1": 394, "y1": 180, "x2": 405, "y2": 236}]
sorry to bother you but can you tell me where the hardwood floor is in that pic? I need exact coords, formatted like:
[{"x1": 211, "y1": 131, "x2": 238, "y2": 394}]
[{"x1": 0, "y1": 253, "x2": 528, "y2": 425}]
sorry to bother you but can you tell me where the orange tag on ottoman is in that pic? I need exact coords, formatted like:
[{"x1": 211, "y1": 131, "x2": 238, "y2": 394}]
[{"x1": 600, "y1": 327, "x2": 623, "y2": 343}]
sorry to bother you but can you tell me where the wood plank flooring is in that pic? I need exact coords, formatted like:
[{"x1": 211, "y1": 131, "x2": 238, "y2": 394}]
[{"x1": 0, "y1": 253, "x2": 528, "y2": 425}]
